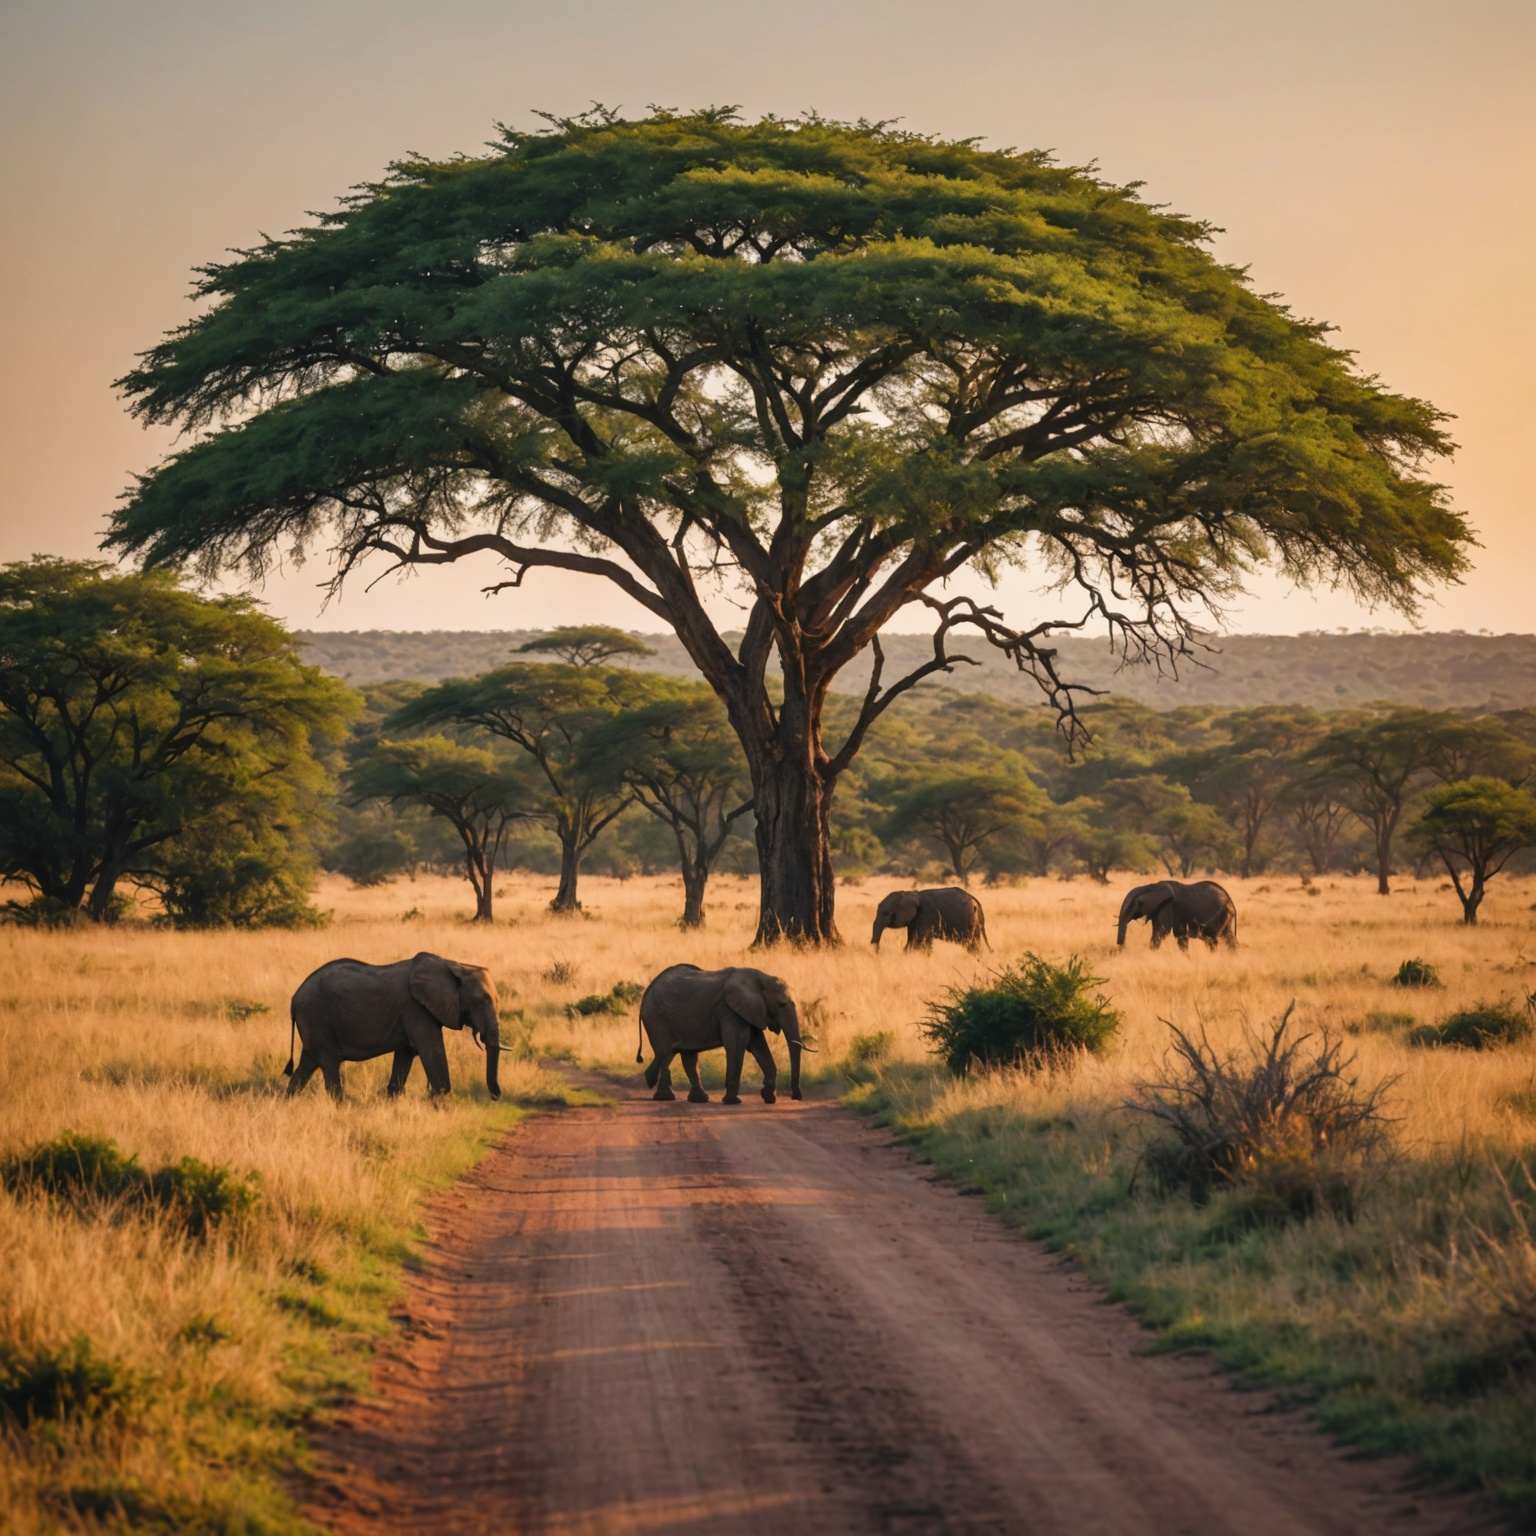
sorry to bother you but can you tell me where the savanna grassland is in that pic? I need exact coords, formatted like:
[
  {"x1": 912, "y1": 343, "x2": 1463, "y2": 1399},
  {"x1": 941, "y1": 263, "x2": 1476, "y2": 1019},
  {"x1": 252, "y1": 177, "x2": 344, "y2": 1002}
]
[{"x1": 3, "y1": 868, "x2": 1535, "y2": 1529}]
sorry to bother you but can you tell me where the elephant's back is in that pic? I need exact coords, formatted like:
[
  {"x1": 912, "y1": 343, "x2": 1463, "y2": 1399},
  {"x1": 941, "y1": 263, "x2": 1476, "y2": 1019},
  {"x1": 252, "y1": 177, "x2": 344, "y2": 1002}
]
[
  {"x1": 293, "y1": 956, "x2": 405, "y2": 1007},
  {"x1": 640, "y1": 963, "x2": 712, "y2": 1014}
]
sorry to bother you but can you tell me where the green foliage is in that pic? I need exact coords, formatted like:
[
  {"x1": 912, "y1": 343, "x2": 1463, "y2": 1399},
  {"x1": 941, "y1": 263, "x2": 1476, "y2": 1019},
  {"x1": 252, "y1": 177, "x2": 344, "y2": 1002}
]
[
  {"x1": 110, "y1": 110, "x2": 1470, "y2": 940},
  {"x1": 1125, "y1": 1010, "x2": 1394, "y2": 1220},
  {"x1": 1410, "y1": 1001, "x2": 1533, "y2": 1052},
  {"x1": 0, "y1": 558, "x2": 354, "y2": 925},
  {"x1": 880, "y1": 767, "x2": 1042, "y2": 881},
  {"x1": 516, "y1": 626, "x2": 655, "y2": 667},
  {"x1": 921, "y1": 954, "x2": 1120, "y2": 1076},
  {"x1": 564, "y1": 981, "x2": 644, "y2": 1019},
  {"x1": 1393, "y1": 958, "x2": 1443, "y2": 989},
  {"x1": 0, "y1": 1336, "x2": 137, "y2": 1425},
  {"x1": 1, "y1": 1132, "x2": 260, "y2": 1237},
  {"x1": 347, "y1": 735, "x2": 535, "y2": 920},
  {"x1": 1410, "y1": 777, "x2": 1536, "y2": 921},
  {"x1": 329, "y1": 825, "x2": 420, "y2": 886}
]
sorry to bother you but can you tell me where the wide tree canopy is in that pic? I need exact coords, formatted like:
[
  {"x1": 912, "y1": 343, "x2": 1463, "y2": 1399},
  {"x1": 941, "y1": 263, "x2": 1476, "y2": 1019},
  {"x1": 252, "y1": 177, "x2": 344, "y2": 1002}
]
[
  {"x1": 0, "y1": 558, "x2": 352, "y2": 923},
  {"x1": 110, "y1": 108, "x2": 1469, "y2": 942}
]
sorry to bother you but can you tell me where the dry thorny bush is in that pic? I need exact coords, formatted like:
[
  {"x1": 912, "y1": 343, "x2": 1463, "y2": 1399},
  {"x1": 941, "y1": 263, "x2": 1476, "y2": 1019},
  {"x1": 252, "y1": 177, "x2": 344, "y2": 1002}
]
[{"x1": 1125, "y1": 1003, "x2": 1398, "y2": 1227}]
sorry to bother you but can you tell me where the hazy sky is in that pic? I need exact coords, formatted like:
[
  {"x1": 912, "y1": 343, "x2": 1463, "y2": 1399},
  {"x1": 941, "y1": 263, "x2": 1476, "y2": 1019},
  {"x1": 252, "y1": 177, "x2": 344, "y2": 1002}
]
[{"x1": 2, "y1": 0, "x2": 1531, "y2": 635}]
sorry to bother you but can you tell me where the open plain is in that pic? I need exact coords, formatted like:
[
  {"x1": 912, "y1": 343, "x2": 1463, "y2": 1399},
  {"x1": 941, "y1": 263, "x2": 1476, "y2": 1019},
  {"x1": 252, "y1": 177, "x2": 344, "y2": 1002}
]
[{"x1": 2, "y1": 870, "x2": 1534, "y2": 1531}]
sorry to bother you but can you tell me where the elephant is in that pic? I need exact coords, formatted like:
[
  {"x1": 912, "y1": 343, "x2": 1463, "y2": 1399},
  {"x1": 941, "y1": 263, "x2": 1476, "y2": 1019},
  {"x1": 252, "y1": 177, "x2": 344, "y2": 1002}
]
[
  {"x1": 1116, "y1": 880, "x2": 1238, "y2": 950},
  {"x1": 871, "y1": 887, "x2": 989, "y2": 953},
  {"x1": 286, "y1": 951, "x2": 507, "y2": 1101},
  {"x1": 635, "y1": 964, "x2": 811, "y2": 1105}
]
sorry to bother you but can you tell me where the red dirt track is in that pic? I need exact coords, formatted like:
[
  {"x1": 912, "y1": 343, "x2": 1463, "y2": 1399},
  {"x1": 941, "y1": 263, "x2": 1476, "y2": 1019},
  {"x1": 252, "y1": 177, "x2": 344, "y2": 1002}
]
[{"x1": 305, "y1": 1085, "x2": 1493, "y2": 1535}]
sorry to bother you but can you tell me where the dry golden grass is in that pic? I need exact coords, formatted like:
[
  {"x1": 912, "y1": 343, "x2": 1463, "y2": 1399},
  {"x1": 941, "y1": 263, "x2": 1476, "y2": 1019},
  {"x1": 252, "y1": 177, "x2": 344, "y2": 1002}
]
[{"x1": 1, "y1": 866, "x2": 1534, "y2": 1527}]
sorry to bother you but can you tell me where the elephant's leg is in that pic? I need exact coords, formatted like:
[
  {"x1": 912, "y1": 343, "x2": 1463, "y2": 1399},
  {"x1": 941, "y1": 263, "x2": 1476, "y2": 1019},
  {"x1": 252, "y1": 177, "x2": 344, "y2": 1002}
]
[
  {"x1": 721, "y1": 1024, "x2": 747, "y2": 1105},
  {"x1": 385, "y1": 1046, "x2": 416, "y2": 1097},
  {"x1": 416, "y1": 1032, "x2": 452, "y2": 1097},
  {"x1": 320, "y1": 1057, "x2": 344, "y2": 1102},
  {"x1": 746, "y1": 1032, "x2": 778, "y2": 1104},
  {"x1": 680, "y1": 1050, "x2": 709, "y2": 1104},
  {"x1": 652, "y1": 1047, "x2": 678, "y2": 1101},
  {"x1": 286, "y1": 1048, "x2": 320, "y2": 1097}
]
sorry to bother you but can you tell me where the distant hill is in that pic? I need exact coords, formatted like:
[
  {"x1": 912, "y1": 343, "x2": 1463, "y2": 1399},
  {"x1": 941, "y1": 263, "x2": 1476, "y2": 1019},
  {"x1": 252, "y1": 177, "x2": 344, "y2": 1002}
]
[{"x1": 297, "y1": 628, "x2": 1536, "y2": 711}]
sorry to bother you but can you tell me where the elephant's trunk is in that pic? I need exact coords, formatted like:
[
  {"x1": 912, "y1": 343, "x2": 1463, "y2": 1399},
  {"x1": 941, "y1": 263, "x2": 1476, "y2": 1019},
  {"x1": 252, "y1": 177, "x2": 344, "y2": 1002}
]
[
  {"x1": 1116, "y1": 894, "x2": 1135, "y2": 947},
  {"x1": 483, "y1": 1018, "x2": 501, "y2": 1100},
  {"x1": 871, "y1": 916, "x2": 886, "y2": 949},
  {"x1": 782, "y1": 1008, "x2": 813, "y2": 1099}
]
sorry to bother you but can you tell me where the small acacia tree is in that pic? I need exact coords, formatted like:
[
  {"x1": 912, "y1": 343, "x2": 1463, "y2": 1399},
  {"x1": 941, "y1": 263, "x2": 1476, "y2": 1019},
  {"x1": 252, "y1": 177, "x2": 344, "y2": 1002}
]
[
  {"x1": 347, "y1": 737, "x2": 533, "y2": 921},
  {"x1": 1309, "y1": 711, "x2": 1442, "y2": 895},
  {"x1": 881, "y1": 769, "x2": 1042, "y2": 884},
  {"x1": 587, "y1": 683, "x2": 753, "y2": 926},
  {"x1": 517, "y1": 625, "x2": 655, "y2": 668},
  {"x1": 110, "y1": 110, "x2": 1469, "y2": 942},
  {"x1": 385, "y1": 664, "x2": 635, "y2": 911},
  {"x1": 0, "y1": 558, "x2": 352, "y2": 923},
  {"x1": 1410, "y1": 777, "x2": 1536, "y2": 925}
]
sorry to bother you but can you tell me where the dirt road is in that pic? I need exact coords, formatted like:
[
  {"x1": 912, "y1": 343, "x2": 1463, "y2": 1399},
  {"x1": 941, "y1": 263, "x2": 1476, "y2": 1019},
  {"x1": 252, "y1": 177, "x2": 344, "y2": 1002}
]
[{"x1": 306, "y1": 1087, "x2": 1491, "y2": 1535}]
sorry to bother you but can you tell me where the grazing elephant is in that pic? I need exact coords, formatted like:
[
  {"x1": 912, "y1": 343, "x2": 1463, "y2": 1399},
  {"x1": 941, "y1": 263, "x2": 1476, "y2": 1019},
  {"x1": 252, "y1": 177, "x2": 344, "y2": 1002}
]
[
  {"x1": 871, "y1": 887, "x2": 989, "y2": 953},
  {"x1": 286, "y1": 952, "x2": 507, "y2": 1101},
  {"x1": 1116, "y1": 880, "x2": 1238, "y2": 950},
  {"x1": 636, "y1": 965, "x2": 810, "y2": 1105}
]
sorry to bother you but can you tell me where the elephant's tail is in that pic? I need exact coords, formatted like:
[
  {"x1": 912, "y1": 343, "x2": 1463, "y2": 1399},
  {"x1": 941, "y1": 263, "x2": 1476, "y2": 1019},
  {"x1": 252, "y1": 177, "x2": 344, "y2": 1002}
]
[
  {"x1": 636, "y1": 1008, "x2": 644, "y2": 1064},
  {"x1": 284, "y1": 1007, "x2": 296, "y2": 1076}
]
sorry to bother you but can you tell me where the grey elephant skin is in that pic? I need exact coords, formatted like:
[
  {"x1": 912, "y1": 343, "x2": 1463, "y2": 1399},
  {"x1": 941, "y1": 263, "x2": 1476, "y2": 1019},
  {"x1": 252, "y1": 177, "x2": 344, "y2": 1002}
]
[
  {"x1": 1116, "y1": 880, "x2": 1238, "y2": 950},
  {"x1": 871, "y1": 887, "x2": 989, "y2": 952},
  {"x1": 637, "y1": 965, "x2": 808, "y2": 1105},
  {"x1": 286, "y1": 951, "x2": 504, "y2": 1100}
]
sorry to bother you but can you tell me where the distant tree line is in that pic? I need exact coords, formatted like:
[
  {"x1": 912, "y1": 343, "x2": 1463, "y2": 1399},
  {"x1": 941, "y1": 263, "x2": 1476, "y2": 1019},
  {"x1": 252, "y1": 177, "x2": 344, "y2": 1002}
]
[
  {"x1": 5, "y1": 568, "x2": 1533, "y2": 932},
  {"x1": 328, "y1": 625, "x2": 1536, "y2": 930}
]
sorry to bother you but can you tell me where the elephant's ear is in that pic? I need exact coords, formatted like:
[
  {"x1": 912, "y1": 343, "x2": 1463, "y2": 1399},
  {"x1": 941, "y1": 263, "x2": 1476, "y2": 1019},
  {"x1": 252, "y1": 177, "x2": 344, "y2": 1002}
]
[
  {"x1": 723, "y1": 972, "x2": 773, "y2": 1033},
  {"x1": 1145, "y1": 884, "x2": 1176, "y2": 914},
  {"x1": 410, "y1": 952, "x2": 461, "y2": 1029}
]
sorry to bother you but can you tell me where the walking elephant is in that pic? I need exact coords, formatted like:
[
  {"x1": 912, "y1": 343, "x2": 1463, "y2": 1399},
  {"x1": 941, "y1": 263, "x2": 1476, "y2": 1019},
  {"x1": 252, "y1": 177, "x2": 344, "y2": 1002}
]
[
  {"x1": 871, "y1": 887, "x2": 989, "y2": 953},
  {"x1": 636, "y1": 964, "x2": 810, "y2": 1105},
  {"x1": 286, "y1": 951, "x2": 507, "y2": 1101},
  {"x1": 1116, "y1": 880, "x2": 1237, "y2": 950}
]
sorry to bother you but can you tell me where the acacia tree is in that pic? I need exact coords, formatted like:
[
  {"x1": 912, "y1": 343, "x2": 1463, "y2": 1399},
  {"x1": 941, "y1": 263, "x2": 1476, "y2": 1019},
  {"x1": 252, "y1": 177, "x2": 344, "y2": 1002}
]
[
  {"x1": 1172, "y1": 707, "x2": 1320, "y2": 876},
  {"x1": 1309, "y1": 711, "x2": 1441, "y2": 894},
  {"x1": 0, "y1": 558, "x2": 351, "y2": 922},
  {"x1": 517, "y1": 625, "x2": 655, "y2": 668},
  {"x1": 881, "y1": 769, "x2": 1042, "y2": 884},
  {"x1": 587, "y1": 683, "x2": 753, "y2": 926},
  {"x1": 386, "y1": 664, "x2": 634, "y2": 911},
  {"x1": 347, "y1": 737, "x2": 533, "y2": 921},
  {"x1": 1409, "y1": 777, "x2": 1536, "y2": 925},
  {"x1": 110, "y1": 110, "x2": 1468, "y2": 943}
]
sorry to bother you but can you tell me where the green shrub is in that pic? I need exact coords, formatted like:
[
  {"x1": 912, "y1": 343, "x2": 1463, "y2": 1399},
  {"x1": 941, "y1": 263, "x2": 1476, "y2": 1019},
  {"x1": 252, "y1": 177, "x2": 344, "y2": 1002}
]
[
  {"x1": 1, "y1": 1133, "x2": 258, "y2": 1237},
  {"x1": 1410, "y1": 1000, "x2": 1533, "y2": 1052},
  {"x1": 565, "y1": 981, "x2": 644, "y2": 1019},
  {"x1": 1125, "y1": 1006, "x2": 1394, "y2": 1223},
  {"x1": 146, "y1": 1157, "x2": 260, "y2": 1237},
  {"x1": 1, "y1": 1132, "x2": 145, "y2": 1204},
  {"x1": 921, "y1": 954, "x2": 1120, "y2": 1076},
  {"x1": 1392, "y1": 957, "x2": 1442, "y2": 988},
  {"x1": 0, "y1": 1336, "x2": 136, "y2": 1424},
  {"x1": 841, "y1": 1029, "x2": 895, "y2": 1084}
]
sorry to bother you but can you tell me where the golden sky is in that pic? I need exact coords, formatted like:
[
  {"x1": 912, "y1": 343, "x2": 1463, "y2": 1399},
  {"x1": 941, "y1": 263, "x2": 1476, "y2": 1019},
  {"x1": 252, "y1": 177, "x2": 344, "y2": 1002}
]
[{"x1": 2, "y1": 0, "x2": 1531, "y2": 635}]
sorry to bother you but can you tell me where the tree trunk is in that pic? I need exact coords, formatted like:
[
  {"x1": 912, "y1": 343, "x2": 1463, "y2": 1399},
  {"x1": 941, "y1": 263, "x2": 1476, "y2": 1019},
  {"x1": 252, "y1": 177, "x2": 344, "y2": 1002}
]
[
  {"x1": 551, "y1": 833, "x2": 582, "y2": 913},
  {"x1": 680, "y1": 864, "x2": 707, "y2": 928},
  {"x1": 1374, "y1": 824, "x2": 1393, "y2": 895},
  {"x1": 1461, "y1": 874, "x2": 1484, "y2": 925},
  {"x1": 749, "y1": 748, "x2": 838, "y2": 946},
  {"x1": 474, "y1": 875, "x2": 494, "y2": 923},
  {"x1": 86, "y1": 868, "x2": 122, "y2": 923}
]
